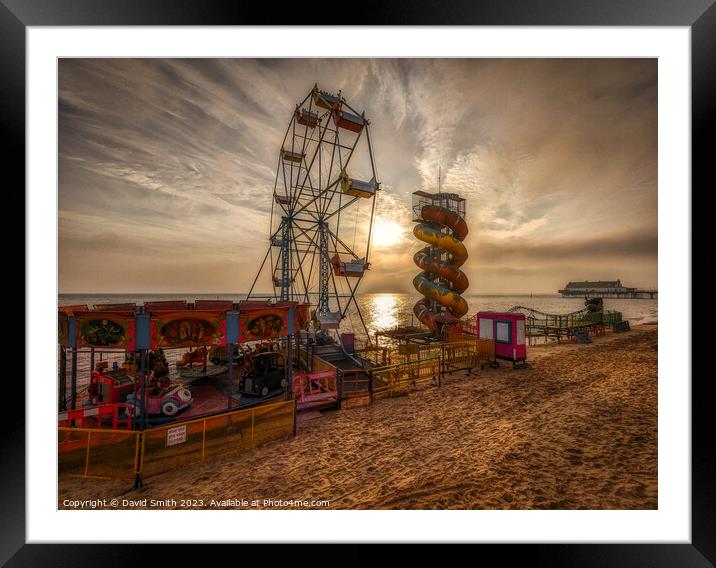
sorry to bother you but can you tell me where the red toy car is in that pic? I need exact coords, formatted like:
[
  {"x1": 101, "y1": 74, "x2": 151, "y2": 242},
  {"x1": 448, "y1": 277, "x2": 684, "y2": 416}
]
[{"x1": 90, "y1": 362, "x2": 192, "y2": 417}]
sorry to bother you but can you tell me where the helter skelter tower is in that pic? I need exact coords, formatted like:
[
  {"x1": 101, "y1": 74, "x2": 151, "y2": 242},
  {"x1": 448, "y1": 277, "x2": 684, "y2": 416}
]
[
  {"x1": 411, "y1": 190, "x2": 469, "y2": 333},
  {"x1": 247, "y1": 85, "x2": 380, "y2": 337}
]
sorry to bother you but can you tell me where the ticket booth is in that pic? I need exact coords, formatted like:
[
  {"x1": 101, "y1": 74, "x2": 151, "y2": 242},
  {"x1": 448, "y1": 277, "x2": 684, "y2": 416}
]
[{"x1": 476, "y1": 312, "x2": 527, "y2": 367}]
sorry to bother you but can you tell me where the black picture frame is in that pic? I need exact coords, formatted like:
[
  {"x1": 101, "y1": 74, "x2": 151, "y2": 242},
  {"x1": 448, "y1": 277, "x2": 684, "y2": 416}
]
[{"x1": 6, "y1": 0, "x2": 705, "y2": 564}]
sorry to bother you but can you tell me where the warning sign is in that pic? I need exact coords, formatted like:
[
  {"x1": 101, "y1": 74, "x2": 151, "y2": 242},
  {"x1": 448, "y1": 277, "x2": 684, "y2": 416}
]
[{"x1": 166, "y1": 425, "x2": 187, "y2": 447}]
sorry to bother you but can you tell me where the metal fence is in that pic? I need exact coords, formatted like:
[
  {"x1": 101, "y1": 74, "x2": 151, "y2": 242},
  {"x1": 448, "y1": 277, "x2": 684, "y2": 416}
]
[
  {"x1": 332, "y1": 338, "x2": 497, "y2": 404},
  {"x1": 338, "y1": 369, "x2": 371, "y2": 409},
  {"x1": 59, "y1": 427, "x2": 141, "y2": 480},
  {"x1": 442, "y1": 339, "x2": 496, "y2": 373},
  {"x1": 354, "y1": 344, "x2": 389, "y2": 367},
  {"x1": 371, "y1": 356, "x2": 441, "y2": 399},
  {"x1": 58, "y1": 400, "x2": 295, "y2": 480},
  {"x1": 141, "y1": 400, "x2": 294, "y2": 477}
]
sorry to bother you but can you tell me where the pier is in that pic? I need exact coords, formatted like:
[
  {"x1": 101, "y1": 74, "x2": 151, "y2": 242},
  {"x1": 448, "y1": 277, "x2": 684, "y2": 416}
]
[
  {"x1": 558, "y1": 289, "x2": 657, "y2": 300},
  {"x1": 558, "y1": 280, "x2": 657, "y2": 299}
]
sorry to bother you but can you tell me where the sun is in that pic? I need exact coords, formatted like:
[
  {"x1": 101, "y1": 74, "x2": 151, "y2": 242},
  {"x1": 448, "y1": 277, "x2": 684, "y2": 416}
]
[{"x1": 372, "y1": 219, "x2": 405, "y2": 248}]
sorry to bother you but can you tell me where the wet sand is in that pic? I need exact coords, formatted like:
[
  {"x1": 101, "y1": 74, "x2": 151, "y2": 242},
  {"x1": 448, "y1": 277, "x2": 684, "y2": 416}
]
[{"x1": 59, "y1": 325, "x2": 657, "y2": 509}]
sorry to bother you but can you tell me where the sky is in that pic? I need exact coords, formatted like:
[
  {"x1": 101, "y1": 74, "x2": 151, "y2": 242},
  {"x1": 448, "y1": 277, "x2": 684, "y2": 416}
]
[{"x1": 58, "y1": 58, "x2": 657, "y2": 294}]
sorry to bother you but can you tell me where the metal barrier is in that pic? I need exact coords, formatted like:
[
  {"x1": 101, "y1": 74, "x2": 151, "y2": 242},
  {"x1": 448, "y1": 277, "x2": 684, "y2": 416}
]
[
  {"x1": 338, "y1": 369, "x2": 371, "y2": 409},
  {"x1": 442, "y1": 340, "x2": 476, "y2": 373},
  {"x1": 475, "y1": 338, "x2": 496, "y2": 366},
  {"x1": 58, "y1": 400, "x2": 295, "y2": 481},
  {"x1": 371, "y1": 356, "x2": 441, "y2": 399},
  {"x1": 59, "y1": 427, "x2": 141, "y2": 480},
  {"x1": 354, "y1": 344, "x2": 389, "y2": 367},
  {"x1": 391, "y1": 343, "x2": 442, "y2": 366},
  {"x1": 294, "y1": 368, "x2": 339, "y2": 410},
  {"x1": 442, "y1": 339, "x2": 496, "y2": 373},
  {"x1": 140, "y1": 400, "x2": 295, "y2": 477}
]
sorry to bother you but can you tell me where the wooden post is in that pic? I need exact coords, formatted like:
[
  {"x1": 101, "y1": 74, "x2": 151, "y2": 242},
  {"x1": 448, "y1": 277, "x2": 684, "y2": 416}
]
[
  {"x1": 70, "y1": 348, "x2": 78, "y2": 410},
  {"x1": 59, "y1": 346, "x2": 67, "y2": 412},
  {"x1": 295, "y1": 333, "x2": 300, "y2": 368},
  {"x1": 337, "y1": 368, "x2": 343, "y2": 404},
  {"x1": 139, "y1": 349, "x2": 147, "y2": 431},
  {"x1": 83, "y1": 430, "x2": 92, "y2": 478},
  {"x1": 286, "y1": 335, "x2": 293, "y2": 402},
  {"x1": 133, "y1": 432, "x2": 142, "y2": 475},
  {"x1": 250, "y1": 408, "x2": 255, "y2": 446},
  {"x1": 90, "y1": 347, "x2": 95, "y2": 374},
  {"x1": 227, "y1": 343, "x2": 234, "y2": 411},
  {"x1": 201, "y1": 419, "x2": 207, "y2": 461},
  {"x1": 293, "y1": 399, "x2": 297, "y2": 436}
]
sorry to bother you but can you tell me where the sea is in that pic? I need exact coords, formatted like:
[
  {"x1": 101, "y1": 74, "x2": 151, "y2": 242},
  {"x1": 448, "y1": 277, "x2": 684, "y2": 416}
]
[{"x1": 59, "y1": 292, "x2": 657, "y2": 396}]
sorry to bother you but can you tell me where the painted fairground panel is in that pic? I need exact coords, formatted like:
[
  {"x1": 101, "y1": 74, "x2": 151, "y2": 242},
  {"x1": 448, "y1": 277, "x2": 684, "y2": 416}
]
[
  {"x1": 58, "y1": 312, "x2": 69, "y2": 347},
  {"x1": 150, "y1": 311, "x2": 227, "y2": 348},
  {"x1": 295, "y1": 304, "x2": 311, "y2": 333},
  {"x1": 75, "y1": 311, "x2": 136, "y2": 350},
  {"x1": 239, "y1": 307, "x2": 290, "y2": 343}
]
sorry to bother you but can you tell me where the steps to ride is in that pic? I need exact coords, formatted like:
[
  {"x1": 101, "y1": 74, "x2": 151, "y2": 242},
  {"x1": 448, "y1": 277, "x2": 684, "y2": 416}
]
[{"x1": 569, "y1": 328, "x2": 593, "y2": 344}]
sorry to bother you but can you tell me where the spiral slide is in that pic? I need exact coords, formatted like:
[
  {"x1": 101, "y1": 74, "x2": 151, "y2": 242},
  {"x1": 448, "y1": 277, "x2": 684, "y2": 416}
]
[{"x1": 412, "y1": 205, "x2": 469, "y2": 331}]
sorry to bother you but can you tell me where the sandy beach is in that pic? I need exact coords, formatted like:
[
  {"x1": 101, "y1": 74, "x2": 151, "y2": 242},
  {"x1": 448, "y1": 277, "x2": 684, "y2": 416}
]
[{"x1": 59, "y1": 324, "x2": 657, "y2": 510}]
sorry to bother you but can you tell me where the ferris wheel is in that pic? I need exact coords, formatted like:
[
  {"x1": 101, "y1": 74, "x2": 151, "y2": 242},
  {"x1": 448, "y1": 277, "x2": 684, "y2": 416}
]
[{"x1": 247, "y1": 84, "x2": 380, "y2": 337}]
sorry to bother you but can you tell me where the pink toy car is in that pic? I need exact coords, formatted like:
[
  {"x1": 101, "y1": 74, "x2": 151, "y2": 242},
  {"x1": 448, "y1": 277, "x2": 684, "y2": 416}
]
[{"x1": 127, "y1": 385, "x2": 193, "y2": 417}]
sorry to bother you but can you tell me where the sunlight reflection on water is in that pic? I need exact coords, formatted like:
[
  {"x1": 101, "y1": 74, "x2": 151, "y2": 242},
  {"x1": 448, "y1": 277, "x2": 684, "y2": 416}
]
[{"x1": 367, "y1": 294, "x2": 399, "y2": 332}]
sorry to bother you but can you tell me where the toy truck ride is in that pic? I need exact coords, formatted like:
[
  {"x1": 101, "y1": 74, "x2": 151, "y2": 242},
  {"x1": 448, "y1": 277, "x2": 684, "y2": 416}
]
[{"x1": 240, "y1": 351, "x2": 288, "y2": 397}]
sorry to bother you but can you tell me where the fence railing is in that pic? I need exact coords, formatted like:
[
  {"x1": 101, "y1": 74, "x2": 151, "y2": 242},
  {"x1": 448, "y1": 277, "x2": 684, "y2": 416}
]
[
  {"x1": 442, "y1": 339, "x2": 496, "y2": 373},
  {"x1": 391, "y1": 342, "x2": 443, "y2": 366},
  {"x1": 371, "y1": 356, "x2": 441, "y2": 400},
  {"x1": 354, "y1": 345, "x2": 389, "y2": 367},
  {"x1": 294, "y1": 368, "x2": 339, "y2": 409},
  {"x1": 59, "y1": 427, "x2": 141, "y2": 480},
  {"x1": 59, "y1": 400, "x2": 295, "y2": 480}
]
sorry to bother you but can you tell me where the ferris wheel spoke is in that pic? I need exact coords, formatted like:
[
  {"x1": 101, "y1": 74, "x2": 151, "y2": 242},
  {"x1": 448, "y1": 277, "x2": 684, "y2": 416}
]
[
  {"x1": 293, "y1": 110, "x2": 334, "y2": 207},
  {"x1": 323, "y1": 195, "x2": 359, "y2": 222},
  {"x1": 291, "y1": 176, "x2": 342, "y2": 219},
  {"x1": 325, "y1": 225, "x2": 362, "y2": 261}
]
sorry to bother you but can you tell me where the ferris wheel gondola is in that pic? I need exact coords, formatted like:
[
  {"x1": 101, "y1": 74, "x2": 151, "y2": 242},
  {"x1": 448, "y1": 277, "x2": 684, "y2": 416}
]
[{"x1": 247, "y1": 85, "x2": 380, "y2": 339}]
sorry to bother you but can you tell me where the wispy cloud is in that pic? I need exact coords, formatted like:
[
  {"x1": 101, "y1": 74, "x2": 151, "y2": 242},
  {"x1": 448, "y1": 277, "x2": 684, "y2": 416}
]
[{"x1": 59, "y1": 58, "x2": 657, "y2": 293}]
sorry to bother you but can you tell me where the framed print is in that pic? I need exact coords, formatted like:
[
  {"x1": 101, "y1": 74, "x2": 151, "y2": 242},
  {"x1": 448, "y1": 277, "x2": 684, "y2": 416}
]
[{"x1": 8, "y1": 0, "x2": 707, "y2": 564}]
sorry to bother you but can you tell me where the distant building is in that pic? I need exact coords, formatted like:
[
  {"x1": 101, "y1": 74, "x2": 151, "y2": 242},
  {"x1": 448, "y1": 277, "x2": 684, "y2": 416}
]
[{"x1": 559, "y1": 280, "x2": 636, "y2": 297}]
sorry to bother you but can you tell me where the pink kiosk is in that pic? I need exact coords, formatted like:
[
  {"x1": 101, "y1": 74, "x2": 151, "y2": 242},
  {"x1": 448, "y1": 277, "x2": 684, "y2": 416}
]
[{"x1": 476, "y1": 312, "x2": 527, "y2": 368}]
